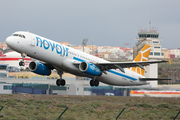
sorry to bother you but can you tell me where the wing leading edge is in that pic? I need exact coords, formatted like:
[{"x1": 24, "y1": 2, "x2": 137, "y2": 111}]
[
  {"x1": 139, "y1": 78, "x2": 172, "y2": 81},
  {"x1": 95, "y1": 59, "x2": 171, "y2": 72}
]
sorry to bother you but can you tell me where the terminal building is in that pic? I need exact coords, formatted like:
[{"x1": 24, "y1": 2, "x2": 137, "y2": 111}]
[
  {"x1": 0, "y1": 64, "x2": 12, "y2": 94},
  {"x1": 0, "y1": 82, "x2": 12, "y2": 94}
]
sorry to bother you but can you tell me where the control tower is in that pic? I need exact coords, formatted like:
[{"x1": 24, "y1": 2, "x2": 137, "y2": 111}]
[
  {"x1": 133, "y1": 26, "x2": 164, "y2": 59},
  {"x1": 133, "y1": 23, "x2": 164, "y2": 88}
]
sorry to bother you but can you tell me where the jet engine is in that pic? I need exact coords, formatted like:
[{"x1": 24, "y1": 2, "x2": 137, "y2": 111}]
[
  {"x1": 29, "y1": 61, "x2": 51, "y2": 75},
  {"x1": 79, "y1": 61, "x2": 102, "y2": 76}
]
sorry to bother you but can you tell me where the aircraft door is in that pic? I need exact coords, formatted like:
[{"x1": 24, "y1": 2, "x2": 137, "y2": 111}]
[
  {"x1": 30, "y1": 33, "x2": 35, "y2": 46},
  {"x1": 130, "y1": 75, "x2": 135, "y2": 83},
  {"x1": 28, "y1": 33, "x2": 38, "y2": 55}
]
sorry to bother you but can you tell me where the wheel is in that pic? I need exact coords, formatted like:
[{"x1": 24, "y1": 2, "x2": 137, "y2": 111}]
[
  {"x1": 22, "y1": 62, "x2": 25, "y2": 66},
  {"x1": 19, "y1": 61, "x2": 25, "y2": 66},
  {"x1": 56, "y1": 79, "x2": 61, "y2": 86},
  {"x1": 19, "y1": 61, "x2": 22, "y2": 66},
  {"x1": 61, "y1": 79, "x2": 66, "y2": 86},
  {"x1": 94, "y1": 80, "x2": 99, "y2": 87},
  {"x1": 90, "y1": 80, "x2": 94, "y2": 86}
]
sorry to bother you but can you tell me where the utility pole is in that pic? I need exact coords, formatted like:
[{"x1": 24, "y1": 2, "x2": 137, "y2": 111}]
[
  {"x1": 82, "y1": 38, "x2": 88, "y2": 53},
  {"x1": 92, "y1": 38, "x2": 94, "y2": 55},
  {"x1": 82, "y1": 38, "x2": 88, "y2": 97}
]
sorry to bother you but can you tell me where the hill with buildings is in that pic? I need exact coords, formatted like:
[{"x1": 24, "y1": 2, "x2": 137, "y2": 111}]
[{"x1": 158, "y1": 59, "x2": 180, "y2": 84}]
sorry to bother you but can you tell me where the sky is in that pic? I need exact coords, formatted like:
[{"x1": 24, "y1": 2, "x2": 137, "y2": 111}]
[{"x1": 0, "y1": 0, "x2": 180, "y2": 49}]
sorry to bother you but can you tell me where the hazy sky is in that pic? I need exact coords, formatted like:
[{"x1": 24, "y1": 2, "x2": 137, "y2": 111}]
[{"x1": 1, "y1": 0, "x2": 180, "y2": 48}]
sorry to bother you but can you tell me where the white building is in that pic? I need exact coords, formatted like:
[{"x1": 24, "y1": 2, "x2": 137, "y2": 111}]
[
  {"x1": 66, "y1": 83, "x2": 91, "y2": 95},
  {"x1": 98, "y1": 46, "x2": 112, "y2": 53},
  {"x1": 169, "y1": 49, "x2": 180, "y2": 58},
  {"x1": 0, "y1": 83, "x2": 12, "y2": 94},
  {"x1": 74, "y1": 46, "x2": 91, "y2": 54},
  {"x1": 144, "y1": 63, "x2": 158, "y2": 88}
]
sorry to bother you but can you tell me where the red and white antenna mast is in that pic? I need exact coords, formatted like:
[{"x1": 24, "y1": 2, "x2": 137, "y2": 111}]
[{"x1": 149, "y1": 21, "x2": 151, "y2": 32}]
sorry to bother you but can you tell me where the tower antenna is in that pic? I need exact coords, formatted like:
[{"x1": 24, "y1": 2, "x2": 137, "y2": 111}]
[{"x1": 149, "y1": 21, "x2": 151, "y2": 32}]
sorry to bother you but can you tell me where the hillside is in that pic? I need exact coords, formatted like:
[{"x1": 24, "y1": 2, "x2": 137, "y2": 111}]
[{"x1": 158, "y1": 59, "x2": 180, "y2": 84}]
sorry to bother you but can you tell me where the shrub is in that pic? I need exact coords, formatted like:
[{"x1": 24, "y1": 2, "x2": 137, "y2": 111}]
[
  {"x1": 36, "y1": 115, "x2": 47, "y2": 120},
  {"x1": 0, "y1": 98, "x2": 7, "y2": 102},
  {"x1": 22, "y1": 100, "x2": 31, "y2": 105},
  {"x1": 156, "y1": 103, "x2": 174, "y2": 109},
  {"x1": 134, "y1": 103, "x2": 153, "y2": 108},
  {"x1": 61, "y1": 116, "x2": 76, "y2": 120},
  {"x1": 44, "y1": 100, "x2": 52, "y2": 104},
  {"x1": 57, "y1": 104, "x2": 67, "y2": 108},
  {"x1": 7, "y1": 99, "x2": 17, "y2": 106},
  {"x1": 126, "y1": 103, "x2": 133, "y2": 107},
  {"x1": 0, "y1": 113, "x2": 4, "y2": 118},
  {"x1": 14, "y1": 99, "x2": 21, "y2": 102},
  {"x1": 92, "y1": 101, "x2": 101, "y2": 108},
  {"x1": 35, "y1": 100, "x2": 44, "y2": 104}
]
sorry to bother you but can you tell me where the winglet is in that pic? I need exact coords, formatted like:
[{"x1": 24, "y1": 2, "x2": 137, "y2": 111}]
[{"x1": 168, "y1": 59, "x2": 172, "y2": 64}]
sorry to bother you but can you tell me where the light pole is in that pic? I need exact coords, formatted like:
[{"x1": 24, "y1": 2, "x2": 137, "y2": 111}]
[
  {"x1": 82, "y1": 38, "x2": 88, "y2": 97},
  {"x1": 82, "y1": 38, "x2": 88, "y2": 53}
]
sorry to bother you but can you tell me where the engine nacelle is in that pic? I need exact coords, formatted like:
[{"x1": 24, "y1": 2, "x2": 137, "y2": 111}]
[
  {"x1": 29, "y1": 61, "x2": 51, "y2": 75},
  {"x1": 79, "y1": 61, "x2": 102, "y2": 76}
]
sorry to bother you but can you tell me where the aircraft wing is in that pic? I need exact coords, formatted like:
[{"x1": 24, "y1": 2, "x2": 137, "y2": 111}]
[
  {"x1": 139, "y1": 78, "x2": 172, "y2": 81},
  {"x1": 95, "y1": 60, "x2": 171, "y2": 73}
]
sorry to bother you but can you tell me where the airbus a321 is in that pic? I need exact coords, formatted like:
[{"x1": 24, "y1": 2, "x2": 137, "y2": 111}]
[{"x1": 5, "y1": 31, "x2": 171, "y2": 86}]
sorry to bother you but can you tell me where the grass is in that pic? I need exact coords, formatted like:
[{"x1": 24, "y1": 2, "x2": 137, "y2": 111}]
[{"x1": 0, "y1": 95, "x2": 180, "y2": 119}]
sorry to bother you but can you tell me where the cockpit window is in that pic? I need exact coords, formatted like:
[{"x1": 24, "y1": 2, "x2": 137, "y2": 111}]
[
  {"x1": 13, "y1": 34, "x2": 25, "y2": 38},
  {"x1": 13, "y1": 34, "x2": 19, "y2": 36}
]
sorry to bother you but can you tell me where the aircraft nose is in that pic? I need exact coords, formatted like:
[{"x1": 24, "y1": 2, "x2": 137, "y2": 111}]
[{"x1": 6, "y1": 36, "x2": 13, "y2": 47}]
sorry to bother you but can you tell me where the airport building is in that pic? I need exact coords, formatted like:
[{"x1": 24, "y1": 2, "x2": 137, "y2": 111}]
[
  {"x1": 1, "y1": 80, "x2": 130, "y2": 96},
  {"x1": 133, "y1": 25, "x2": 165, "y2": 88},
  {"x1": 0, "y1": 64, "x2": 8, "y2": 77},
  {"x1": 1, "y1": 72, "x2": 141, "y2": 96},
  {"x1": 0, "y1": 82, "x2": 12, "y2": 94},
  {"x1": 133, "y1": 28, "x2": 164, "y2": 59}
]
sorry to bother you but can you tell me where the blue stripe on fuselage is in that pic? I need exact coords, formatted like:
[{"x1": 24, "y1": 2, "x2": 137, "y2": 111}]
[
  {"x1": 109, "y1": 70, "x2": 137, "y2": 81},
  {"x1": 73, "y1": 57, "x2": 85, "y2": 62},
  {"x1": 73, "y1": 56, "x2": 137, "y2": 81}
]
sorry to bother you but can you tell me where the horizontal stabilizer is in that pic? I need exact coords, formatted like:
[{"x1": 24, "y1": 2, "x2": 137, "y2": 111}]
[{"x1": 139, "y1": 78, "x2": 172, "y2": 81}]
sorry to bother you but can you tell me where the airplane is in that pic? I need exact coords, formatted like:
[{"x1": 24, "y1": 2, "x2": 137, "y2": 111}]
[{"x1": 5, "y1": 31, "x2": 171, "y2": 87}]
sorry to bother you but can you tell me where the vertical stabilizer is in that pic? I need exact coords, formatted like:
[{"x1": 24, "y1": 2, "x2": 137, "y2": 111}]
[{"x1": 130, "y1": 44, "x2": 151, "y2": 76}]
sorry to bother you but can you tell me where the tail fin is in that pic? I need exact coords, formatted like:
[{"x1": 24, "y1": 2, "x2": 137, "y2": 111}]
[{"x1": 130, "y1": 44, "x2": 151, "y2": 76}]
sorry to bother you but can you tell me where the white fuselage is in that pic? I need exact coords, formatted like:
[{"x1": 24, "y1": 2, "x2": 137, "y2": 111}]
[{"x1": 6, "y1": 31, "x2": 148, "y2": 86}]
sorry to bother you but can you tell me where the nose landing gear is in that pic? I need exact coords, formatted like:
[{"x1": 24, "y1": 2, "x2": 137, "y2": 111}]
[
  {"x1": 19, "y1": 61, "x2": 25, "y2": 66},
  {"x1": 19, "y1": 53, "x2": 26, "y2": 66}
]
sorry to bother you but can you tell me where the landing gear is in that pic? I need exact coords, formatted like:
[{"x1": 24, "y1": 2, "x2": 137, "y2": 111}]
[
  {"x1": 19, "y1": 53, "x2": 26, "y2": 66},
  {"x1": 56, "y1": 70, "x2": 66, "y2": 86},
  {"x1": 56, "y1": 79, "x2": 66, "y2": 86},
  {"x1": 19, "y1": 61, "x2": 25, "y2": 66},
  {"x1": 90, "y1": 79, "x2": 99, "y2": 87}
]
